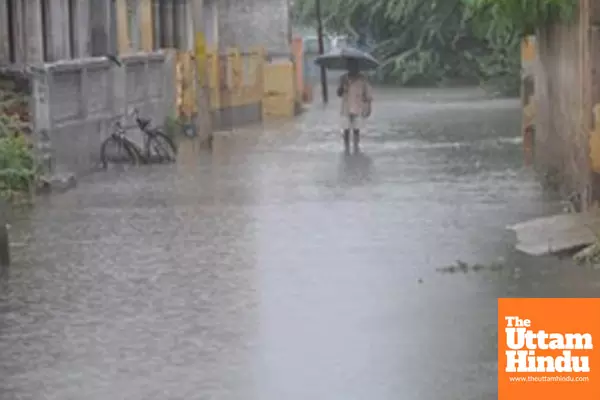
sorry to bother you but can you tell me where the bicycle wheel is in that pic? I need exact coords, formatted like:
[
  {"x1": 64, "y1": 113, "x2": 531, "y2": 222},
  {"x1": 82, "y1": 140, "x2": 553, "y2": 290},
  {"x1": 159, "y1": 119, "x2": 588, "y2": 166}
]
[
  {"x1": 146, "y1": 135, "x2": 176, "y2": 163},
  {"x1": 124, "y1": 140, "x2": 145, "y2": 164},
  {"x1": 152, "y1": 129, "x2": 177, "y2": 155},
  {"x1": 147, "y1": 131, "x2": 177, "y2": 162},
  {"x1": 100, "y1": 136, "x2": 143, "y2": 167}
]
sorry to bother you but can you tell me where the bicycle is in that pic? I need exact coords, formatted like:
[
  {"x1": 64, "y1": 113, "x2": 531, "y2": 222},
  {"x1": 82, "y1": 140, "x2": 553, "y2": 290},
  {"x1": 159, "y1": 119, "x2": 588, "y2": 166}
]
[
  {"x1": 100, "y1": 117, "x2": 143, "y2": 168},
  {"x1": 131, "y1": 108, "x2": 177, "y2": 163}
]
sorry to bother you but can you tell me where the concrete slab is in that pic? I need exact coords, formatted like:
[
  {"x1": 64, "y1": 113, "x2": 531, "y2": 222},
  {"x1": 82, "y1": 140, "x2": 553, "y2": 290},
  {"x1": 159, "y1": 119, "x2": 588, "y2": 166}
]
[{"x1": 508, "y1": 210, "x2": 600, "y2": 255}]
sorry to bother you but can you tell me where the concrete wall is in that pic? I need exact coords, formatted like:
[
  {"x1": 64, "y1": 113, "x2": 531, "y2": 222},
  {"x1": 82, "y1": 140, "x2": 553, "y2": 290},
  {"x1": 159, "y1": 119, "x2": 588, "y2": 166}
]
[
  {"x1": 217, "y1": 0, "x2": 291, "y2": 55},
  {"x1": 204, "y1": 48, "x2": 266, "y2": 131},
  {"x1": 31, "y1": 51, "x2": 175, "y2": 176},
  {"x1": 0, "y1": 1, "x2": 10, "y2": 62},
  {"x1": 204, "y1": 0, "x2": 296, "y2": 131},
  {"x1": 532, "y1": 0, "x2": 596, "y2": 208},
  {"x1": 0, "y1": 0, "x2": 115, "y2": 64},
  {"x1": 90, "y1": 0, "x2": 117, "y2": 56},
  {"x1": 534, "y1": 23, "x2": 586, "y2": 193},
  {"x1": 262, "y1": 61, "x2": 295, "y2": 119},
  {"x1": 212, "y1": 103, "x2": 262, "y2": 130},
  {"x1": 202, "y1": 0, "x2": 218, "y2": 47}
]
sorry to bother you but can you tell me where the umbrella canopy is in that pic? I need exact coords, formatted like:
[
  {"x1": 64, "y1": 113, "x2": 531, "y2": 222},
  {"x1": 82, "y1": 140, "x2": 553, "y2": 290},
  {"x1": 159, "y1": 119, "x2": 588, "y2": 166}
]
[{"x1": 314, "y1": 47, "x2": 380, "y2": 71}]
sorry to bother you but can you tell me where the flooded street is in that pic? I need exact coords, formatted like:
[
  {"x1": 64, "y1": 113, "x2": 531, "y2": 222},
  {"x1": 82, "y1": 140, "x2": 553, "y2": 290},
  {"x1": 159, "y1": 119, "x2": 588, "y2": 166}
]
[{"x1": 2, "y1": 88, "x2": 600, "y2": 400}]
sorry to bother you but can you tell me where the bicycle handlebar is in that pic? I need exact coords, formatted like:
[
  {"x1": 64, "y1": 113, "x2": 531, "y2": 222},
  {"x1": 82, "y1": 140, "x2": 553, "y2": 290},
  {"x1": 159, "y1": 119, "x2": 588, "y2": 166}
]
[{"x1": 113, "y1": 108, "x2": 145, "y2": 131}]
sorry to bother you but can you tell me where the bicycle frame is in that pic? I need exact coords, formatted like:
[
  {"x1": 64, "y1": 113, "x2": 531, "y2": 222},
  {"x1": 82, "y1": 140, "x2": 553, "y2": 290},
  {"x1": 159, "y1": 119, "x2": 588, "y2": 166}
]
[
  {"x1": 129, "y1": 108, "x2": 151, "y2": 131},
  {"x1": 110, "y1": 118, "x2": 127, "y2": 138},
  {"x1": 131, "y1": 108, "x2": 196, "y2": 138}
]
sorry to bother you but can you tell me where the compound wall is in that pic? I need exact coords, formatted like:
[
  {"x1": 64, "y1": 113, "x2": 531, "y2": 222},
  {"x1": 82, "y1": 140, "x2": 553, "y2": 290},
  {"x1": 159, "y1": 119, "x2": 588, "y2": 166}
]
[{"x1": 31, "y1": 52, "x2": 176, "y2": 176}]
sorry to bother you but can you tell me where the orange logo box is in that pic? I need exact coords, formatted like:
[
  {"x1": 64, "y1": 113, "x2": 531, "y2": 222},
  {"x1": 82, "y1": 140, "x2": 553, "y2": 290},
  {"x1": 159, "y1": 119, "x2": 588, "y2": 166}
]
[{"x1": 498, "y1": 298, "x2": 600, "y2": 400}]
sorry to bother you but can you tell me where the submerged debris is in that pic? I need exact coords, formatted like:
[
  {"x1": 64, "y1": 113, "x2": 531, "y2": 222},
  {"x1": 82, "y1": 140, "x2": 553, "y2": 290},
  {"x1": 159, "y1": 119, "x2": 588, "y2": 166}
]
[
  {"x1": 573, "y1": 243, "x2": 600, "y2": 266},
  {"x1": 436, "y1": 260, "x2": 504, "y2": 274},
  {"x1": 572, "y1": 223, "x2": 600, "y2": 267}
]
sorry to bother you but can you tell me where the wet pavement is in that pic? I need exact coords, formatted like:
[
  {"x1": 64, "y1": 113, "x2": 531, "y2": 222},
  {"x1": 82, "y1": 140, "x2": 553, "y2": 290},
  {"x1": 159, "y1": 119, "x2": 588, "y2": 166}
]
[{"x1": 2, "y1": 87, "x2": 600, "y2": 400}]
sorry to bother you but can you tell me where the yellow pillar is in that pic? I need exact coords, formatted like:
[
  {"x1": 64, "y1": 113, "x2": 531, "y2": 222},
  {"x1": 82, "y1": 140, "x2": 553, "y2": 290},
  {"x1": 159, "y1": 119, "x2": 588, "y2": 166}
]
[
  {"x1": 195, "y1": 32, "x2": 207, "y2": 87},
  {"x1": 521, "y1": 36, "x2": 535, "y2": 63},
  {"x1": 116, "y1": 0, "x2": 130, "y2": 54},
  {"x1": 139, "y1": 0, "x2": 153, "y2": 51},
  {"x1": 227, "y1": 47, "x2": 242, "y2": 103},
  {"x1": 590, "y1": 105, "x2": 600, "y2": 172},
  {"x1": 207, "y1": 48, "x2": 220, "y2": 110},
  {"x1": 191, "y1": 0, "x2": 213, "y2": 141}
]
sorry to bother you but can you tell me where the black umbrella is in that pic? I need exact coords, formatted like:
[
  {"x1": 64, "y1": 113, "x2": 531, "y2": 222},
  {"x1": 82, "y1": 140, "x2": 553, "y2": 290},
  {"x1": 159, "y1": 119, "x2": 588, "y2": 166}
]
[{"x1": 314, "y1": 47, "x2": 380, "y2": 71}]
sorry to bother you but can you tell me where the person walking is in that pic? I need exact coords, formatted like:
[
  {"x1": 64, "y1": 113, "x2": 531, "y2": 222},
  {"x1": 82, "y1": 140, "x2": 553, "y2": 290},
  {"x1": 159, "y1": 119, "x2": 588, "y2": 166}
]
[{"x1": 336, "y1": 59, "x2": 373, "y2": 151}]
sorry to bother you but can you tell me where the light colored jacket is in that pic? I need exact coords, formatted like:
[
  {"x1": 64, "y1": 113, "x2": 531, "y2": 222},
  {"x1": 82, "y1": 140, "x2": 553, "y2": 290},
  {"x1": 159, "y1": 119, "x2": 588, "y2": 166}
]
[{"x1": 339, "y1": 73, "x2": 373, "y2": 117}]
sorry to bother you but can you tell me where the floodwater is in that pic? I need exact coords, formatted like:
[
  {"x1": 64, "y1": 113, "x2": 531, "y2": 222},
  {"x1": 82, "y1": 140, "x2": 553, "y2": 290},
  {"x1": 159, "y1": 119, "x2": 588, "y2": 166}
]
[{"x1": 2, "y1": 87, "x2": 600, "y2": 400}]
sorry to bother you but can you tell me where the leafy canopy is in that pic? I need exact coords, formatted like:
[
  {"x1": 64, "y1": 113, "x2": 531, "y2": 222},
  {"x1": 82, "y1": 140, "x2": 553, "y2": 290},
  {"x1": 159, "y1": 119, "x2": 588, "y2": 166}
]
[
  {"x1": 463, "y1": 0, "x2": 578, "y2": 36},
  {"x1": 293, "y1": 0, "x2": 577, "y2": 92}
]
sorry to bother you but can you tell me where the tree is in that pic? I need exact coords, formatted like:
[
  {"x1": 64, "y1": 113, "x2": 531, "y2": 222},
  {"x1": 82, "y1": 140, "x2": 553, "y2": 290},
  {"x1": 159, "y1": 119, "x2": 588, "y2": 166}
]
[{"x1": 293, "y1": 0, "x2": 577, "y2": 95}]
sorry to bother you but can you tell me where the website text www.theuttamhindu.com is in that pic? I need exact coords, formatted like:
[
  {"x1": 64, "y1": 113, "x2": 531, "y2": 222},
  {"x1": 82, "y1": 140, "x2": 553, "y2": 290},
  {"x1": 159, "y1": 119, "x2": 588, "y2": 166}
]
[{"x1": 508, "y1": 376, "x2": 590, "y2": 383}]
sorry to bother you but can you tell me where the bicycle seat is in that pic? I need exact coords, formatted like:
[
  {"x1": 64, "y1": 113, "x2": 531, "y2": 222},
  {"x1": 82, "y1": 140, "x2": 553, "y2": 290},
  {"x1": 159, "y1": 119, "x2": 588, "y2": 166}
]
[{"x1": 136, "y1": 117, "x2": 151, "y2": 129}]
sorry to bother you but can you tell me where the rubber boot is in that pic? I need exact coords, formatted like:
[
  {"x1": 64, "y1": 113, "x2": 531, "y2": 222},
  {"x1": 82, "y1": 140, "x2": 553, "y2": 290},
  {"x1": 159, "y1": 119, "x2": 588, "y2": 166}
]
[
  {"x1": 353, "y1": 129, "x2": 360, "y2": 152},
  {"x1": 343, "y1": 129, "x2": 350, "y2": 152}
]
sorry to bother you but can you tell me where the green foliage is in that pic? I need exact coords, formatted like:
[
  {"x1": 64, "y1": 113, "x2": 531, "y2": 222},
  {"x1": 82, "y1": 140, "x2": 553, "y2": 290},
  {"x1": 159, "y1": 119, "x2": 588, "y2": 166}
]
[
  {"x1": 0, "y1": 89, "x2": 36, "y2": 203},
  {"x1": 463, "y1": 0, "x2": 577, "y2": 36},
  {"x1": 0, "y1": 134, "x2": 36, "y2": 201},
  {"x1": 472, "y1": 23, "x2": 522, "y2": 96},
  {"x1": 164, "y1": 115, "x2": 179, "y2": 138},
  {"x1": 293, "y1": 0, "x2": 577, "y2": 94}
]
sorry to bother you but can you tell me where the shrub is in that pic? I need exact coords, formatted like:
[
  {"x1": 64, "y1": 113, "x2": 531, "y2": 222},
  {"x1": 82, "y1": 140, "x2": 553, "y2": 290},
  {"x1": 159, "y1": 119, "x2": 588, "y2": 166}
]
[
  {"x1": 0, "y1": 89, "x2": 36, "y2": 203},
  {"x1": 0, "y1": 133, "x2": 36, "y2": 202}
]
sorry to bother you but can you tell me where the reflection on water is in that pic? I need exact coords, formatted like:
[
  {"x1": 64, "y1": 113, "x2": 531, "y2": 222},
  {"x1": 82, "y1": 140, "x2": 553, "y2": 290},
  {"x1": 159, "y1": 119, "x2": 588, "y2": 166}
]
[{"x1": 338, "y1": 149, "x2": 374, "y2": 185}]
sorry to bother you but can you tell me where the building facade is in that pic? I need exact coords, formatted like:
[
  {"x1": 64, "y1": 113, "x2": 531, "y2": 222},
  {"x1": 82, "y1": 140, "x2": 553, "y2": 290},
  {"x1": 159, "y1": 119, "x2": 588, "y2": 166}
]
[
  {"x1": 0, "y1": 0, "x2": 197, "y2": 66},
  {"x1": 0, "y1": 0, "x2": 296, "y2": 178},
  {"x1": 215, "y1": 0, "x2": 291, "y2": 55},
  {"x1": 0, "y1": 0, "x2": 292, "y2": 66}
]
